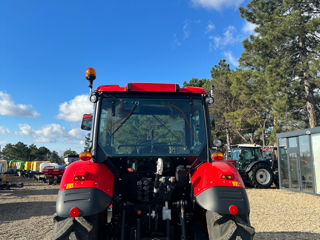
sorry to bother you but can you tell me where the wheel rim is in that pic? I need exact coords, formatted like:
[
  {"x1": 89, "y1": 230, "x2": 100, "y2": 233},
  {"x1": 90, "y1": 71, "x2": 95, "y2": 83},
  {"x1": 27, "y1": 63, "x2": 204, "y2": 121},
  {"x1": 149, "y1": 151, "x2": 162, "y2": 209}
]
[{"x1": 256, "y1": 169, "x2": 271, "y2": 185}]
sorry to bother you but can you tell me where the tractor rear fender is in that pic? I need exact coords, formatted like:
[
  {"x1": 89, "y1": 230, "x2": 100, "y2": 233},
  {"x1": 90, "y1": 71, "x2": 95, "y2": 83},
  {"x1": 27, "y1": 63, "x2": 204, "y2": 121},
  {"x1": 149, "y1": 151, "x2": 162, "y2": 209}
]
[
  {"x1": 191, "y1": 162, "x2": 250, "y2": 215},
  {"x1": 56, "y1": 160, "x2": 114, "y2": 218},
  {"x1": 245, "y1": 160, "x2": 270, "y2": 173}
]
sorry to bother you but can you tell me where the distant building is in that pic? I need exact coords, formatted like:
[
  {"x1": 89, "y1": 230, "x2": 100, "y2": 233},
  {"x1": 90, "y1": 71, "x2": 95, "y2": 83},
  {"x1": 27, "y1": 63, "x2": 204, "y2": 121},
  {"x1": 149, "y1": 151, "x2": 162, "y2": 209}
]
[{"x1": 277, "y1": 127, "x2": 320, "y2": 195}]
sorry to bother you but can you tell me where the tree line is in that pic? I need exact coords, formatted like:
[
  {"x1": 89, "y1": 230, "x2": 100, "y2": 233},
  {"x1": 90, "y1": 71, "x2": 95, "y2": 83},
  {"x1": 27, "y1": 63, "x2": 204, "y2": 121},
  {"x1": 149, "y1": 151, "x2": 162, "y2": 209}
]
[
  {"x1": 184, "y1": 0, "x2": 320, "y2": 148},
  {"x1": 0, "y1": 142, "x2": 78, "y2": 164}
]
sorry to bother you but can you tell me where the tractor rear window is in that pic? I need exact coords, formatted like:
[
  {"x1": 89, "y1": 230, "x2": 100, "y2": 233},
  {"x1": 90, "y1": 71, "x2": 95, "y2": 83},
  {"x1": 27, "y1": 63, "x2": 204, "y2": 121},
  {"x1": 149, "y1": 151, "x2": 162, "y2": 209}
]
[{"x1": 98, "y1": 97, "x2": 206, "y2": 157}]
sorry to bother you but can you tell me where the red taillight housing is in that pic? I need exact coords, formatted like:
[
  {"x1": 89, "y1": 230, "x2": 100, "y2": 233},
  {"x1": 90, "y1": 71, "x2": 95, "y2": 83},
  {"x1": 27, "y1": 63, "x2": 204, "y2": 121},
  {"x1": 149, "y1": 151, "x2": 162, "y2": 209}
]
[
  {"x1": 211, "y1": 152, "x2": 224, "y2": 161},
  {"x1": 229, "y1": 205, "x2": 238, "y2": 215},
  {"x1": 79, "y1": 152, "x2": 92, "y2": 161},
  {"x1": 70, "y1": 207, "x2": 80, "y2": 218}
]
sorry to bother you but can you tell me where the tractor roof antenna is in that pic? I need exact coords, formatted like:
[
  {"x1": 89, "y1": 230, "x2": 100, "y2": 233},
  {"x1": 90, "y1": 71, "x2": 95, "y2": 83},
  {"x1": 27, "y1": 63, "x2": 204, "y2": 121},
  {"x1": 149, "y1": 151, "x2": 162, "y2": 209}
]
[{"x1": 85, "y1": 68, "x2": 96, "y2": 95}]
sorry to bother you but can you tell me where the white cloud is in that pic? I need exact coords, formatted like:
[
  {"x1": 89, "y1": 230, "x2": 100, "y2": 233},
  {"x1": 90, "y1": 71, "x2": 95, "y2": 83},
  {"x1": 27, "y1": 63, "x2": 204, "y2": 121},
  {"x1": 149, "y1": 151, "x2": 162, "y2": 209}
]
[
  {"x1": 57, "y1": 95, "x2": 93, "y2": 122},
  {"x1": 16, "y1": 123, "x2": 86, "y2": 143},
  {"x1": 183, "y1": 21, "x2": 191, "y2": 40},
  {"x1": 0, "y1": 126, "x2": 10, "y2": 134},
  {"x1": 209, "y1": 26, "x2": 239, "y2": 50},
  {"x1": 191, "y1": 0, "x2": 244, "y2": 10},
  {"x1": 173, "y1": 34, "x2": 182, "y2": 47},
  {"x1": 224, "y1": 51, "x2": 239, "y2": 66},
  {"x1": 0, "y1": 91, "x2": 39, "y2": 117},
  {"x1": 224, "y1": 26, "x2": 236, "y2": 43},
  {"x1": 18, "y1": 124, "x2": 34, "y2": 136},
  {"x1": 242, "y1": 21, "x2": 257, "y2": 35},
  {"x1": 209, "y1": 36, "x2": 221, "y2": 50},
  {"x1": 35, "y1": 124, "x2": 65, "y2": 143},
  {"x1": 68, "y1": 128, "x2": 84, "y2": 139},
  {"x1": 205, "y1": 21, "x2": 215, "y2": 34},
  {"x1": 174, "y1": 20, "x2": 200, "y2": 46}
]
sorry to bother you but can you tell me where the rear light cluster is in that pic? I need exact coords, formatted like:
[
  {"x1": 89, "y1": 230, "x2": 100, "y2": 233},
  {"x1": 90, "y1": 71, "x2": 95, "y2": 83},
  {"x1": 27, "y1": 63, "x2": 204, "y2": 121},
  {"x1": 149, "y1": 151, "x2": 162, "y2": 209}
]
[
  {"x1": 74, "y1": 176, "x2": 85, "y2": 181},
  {"x1": 221, "y1": 174, "x2": 234, "y2": 180}
]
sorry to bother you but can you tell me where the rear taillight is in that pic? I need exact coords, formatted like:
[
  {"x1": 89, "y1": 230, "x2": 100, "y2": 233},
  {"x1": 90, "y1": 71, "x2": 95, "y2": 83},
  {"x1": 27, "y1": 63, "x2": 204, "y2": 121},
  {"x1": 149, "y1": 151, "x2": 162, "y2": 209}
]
[
  {"x1": 70, "y1": 207, "x2": 80, "y2": 218},
  {"x1": 74, "y1": 176, "x2": 85, "y2": 181},
  {"x1": 221, "y1": 174, "x2": 234, "y2": 180},
  {"x1": 229, "y1": 205, "x2": 238, "y2": 215}
]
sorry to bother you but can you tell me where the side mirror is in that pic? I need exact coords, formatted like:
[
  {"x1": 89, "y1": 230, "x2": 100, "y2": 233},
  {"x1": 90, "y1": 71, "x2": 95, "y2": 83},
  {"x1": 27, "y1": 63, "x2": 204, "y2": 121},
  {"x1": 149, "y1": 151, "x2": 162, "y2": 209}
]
[{"x1": 81, "y1": 114, "x2": 93, "y2": 131}]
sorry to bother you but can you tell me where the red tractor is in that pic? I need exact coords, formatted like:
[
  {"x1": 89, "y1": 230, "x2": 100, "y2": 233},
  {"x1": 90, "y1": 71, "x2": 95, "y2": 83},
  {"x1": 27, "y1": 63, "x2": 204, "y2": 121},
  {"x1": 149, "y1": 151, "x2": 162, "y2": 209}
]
[{"x1": 52, "y1": 68, "x2": 254, "y2": 240}]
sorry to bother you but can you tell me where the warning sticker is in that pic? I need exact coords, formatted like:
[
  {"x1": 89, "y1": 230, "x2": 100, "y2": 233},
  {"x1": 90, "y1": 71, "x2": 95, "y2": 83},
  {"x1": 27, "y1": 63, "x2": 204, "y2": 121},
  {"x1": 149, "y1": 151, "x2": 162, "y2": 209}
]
[
  {"x1": 232, "y1": 181, "x2": 240, "y2": 187},
  {"x1": 66, "y1": 183, "x2": 74, "y2": 189}
]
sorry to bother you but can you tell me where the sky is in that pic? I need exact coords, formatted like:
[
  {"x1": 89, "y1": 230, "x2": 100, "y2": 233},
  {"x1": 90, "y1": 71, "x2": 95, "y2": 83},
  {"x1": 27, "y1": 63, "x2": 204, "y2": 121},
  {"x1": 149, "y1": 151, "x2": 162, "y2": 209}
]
[{"x1": 0, "y1": 0, "x2": 255, "y2": 155}]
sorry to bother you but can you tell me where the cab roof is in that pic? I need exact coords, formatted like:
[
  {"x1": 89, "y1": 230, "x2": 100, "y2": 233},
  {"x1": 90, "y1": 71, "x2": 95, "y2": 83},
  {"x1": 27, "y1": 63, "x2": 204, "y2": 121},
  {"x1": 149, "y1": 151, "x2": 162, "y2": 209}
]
[
  {"x1": 232, "y1": 144, "x2": 262, "y2": 148},
  {"x1": 95, "y1": 83, "x2": 207, "y2": 94}
]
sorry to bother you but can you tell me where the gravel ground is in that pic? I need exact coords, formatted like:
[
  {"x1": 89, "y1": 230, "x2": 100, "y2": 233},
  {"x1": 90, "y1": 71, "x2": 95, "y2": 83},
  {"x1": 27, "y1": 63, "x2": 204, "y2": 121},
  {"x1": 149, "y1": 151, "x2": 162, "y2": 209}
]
[{"x1": 1, "y1": 176, "x2": 320, "y2": 240}]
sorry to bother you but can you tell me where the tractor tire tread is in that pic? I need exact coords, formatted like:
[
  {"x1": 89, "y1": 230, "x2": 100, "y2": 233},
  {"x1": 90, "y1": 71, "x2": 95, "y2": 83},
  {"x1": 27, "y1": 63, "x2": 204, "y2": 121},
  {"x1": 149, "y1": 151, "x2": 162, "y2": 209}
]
[
  {"x1": 52, "y1": 214, "x2": 97, "y2": 240},
  {"x1": 75, "y1": 217, "x2": 93, "y2": 232},
  {"x1": 206, "y1": 211, "x2": 255, "y2": 240},
  {"x1": 52, "y1": 214, "x2": 74, "y2": 240}
]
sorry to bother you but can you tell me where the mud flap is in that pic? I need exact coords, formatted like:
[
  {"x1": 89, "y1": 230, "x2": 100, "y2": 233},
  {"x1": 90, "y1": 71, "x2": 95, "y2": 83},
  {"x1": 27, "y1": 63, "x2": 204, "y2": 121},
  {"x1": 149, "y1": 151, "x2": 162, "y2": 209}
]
[
  {"x1": 206, "y1": 211, "x2": 255, "y2": 240},
  {"x1": 196, "y1": 186, "x2": 250, "y2": 215},
  {"x1": 56, "y1": 188, "x2": 112, "y2": 218}
]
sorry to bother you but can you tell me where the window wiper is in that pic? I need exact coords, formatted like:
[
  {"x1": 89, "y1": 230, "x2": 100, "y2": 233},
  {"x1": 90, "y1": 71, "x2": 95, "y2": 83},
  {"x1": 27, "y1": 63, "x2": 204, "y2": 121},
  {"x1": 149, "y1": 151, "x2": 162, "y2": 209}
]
[{"x1": 110, "y1": 102, "x2": 138, "y2": 137}]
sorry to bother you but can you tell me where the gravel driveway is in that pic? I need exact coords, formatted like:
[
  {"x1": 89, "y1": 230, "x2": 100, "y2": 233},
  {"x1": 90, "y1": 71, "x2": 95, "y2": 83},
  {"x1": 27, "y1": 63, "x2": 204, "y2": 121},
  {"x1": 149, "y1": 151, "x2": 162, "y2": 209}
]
[{"x1": 1, "y1": 176, "x2": 320, "y2": 240}]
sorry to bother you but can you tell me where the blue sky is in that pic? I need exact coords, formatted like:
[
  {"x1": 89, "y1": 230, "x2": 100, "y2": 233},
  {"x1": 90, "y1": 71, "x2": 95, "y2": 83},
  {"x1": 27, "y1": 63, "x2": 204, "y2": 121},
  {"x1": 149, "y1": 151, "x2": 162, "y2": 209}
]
[{"x1": 0, "y1": 0, "x2": 255, "y2": 155}]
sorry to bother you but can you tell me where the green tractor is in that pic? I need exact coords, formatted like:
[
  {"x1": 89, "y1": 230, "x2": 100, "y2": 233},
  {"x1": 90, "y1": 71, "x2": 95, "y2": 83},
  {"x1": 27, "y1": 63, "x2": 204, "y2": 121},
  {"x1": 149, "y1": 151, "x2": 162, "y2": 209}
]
[{"x1": 228, "y1": 144, "x2": 275, "y2": 188}]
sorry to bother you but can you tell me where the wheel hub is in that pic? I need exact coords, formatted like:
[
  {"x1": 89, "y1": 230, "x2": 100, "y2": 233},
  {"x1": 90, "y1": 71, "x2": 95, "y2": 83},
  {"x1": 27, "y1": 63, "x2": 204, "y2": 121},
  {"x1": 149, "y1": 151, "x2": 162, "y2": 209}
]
[{"x1": 256, "y1": 169, "x2": 271, "y2": 185}]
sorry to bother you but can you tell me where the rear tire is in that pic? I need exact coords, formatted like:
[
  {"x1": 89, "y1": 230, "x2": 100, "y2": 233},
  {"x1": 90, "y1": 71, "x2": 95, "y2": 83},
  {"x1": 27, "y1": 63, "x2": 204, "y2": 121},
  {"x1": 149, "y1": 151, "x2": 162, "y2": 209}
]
[
  {"x1": 206, "y1": 211, "x2": 255, "y2": 240},
  {"x1": 52, "y1": 213, "x2": 106, "y2": 240},
  {"x1": 248, "y1": 163, "x2": 274, "y2": 188}
]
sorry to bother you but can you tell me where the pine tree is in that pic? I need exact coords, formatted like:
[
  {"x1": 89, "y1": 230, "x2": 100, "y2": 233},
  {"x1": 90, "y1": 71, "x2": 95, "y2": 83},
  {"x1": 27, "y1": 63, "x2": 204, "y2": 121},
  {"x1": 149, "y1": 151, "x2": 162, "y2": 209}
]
[
  {"x1": 210, "y1": 60, "x2": 241, "y2": 149},
  {"x1": 239, "y1": 0, "x2": 320, "y2": 131}
]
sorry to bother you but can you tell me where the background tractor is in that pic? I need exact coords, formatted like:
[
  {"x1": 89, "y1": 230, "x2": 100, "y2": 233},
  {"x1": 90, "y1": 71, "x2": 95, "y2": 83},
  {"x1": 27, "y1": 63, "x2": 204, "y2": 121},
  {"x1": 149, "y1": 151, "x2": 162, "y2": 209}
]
[
  {"x1": 229, "y1": 144, "x2": 277, "y2": 188},
  {"x1": 52, "y1": 68, "x2": 255, "y2": 240}
]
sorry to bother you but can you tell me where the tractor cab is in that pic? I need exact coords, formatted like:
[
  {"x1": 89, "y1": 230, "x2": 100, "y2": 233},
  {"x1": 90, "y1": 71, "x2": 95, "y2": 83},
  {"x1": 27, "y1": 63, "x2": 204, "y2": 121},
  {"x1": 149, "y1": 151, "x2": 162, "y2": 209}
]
[{"x1": 230, "y1": 144, "x2": 263, "y2": 170}]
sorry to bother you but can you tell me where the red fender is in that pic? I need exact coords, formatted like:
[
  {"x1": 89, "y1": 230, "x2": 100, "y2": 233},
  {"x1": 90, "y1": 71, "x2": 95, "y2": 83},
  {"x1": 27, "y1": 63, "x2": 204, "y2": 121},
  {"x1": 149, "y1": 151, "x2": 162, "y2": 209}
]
[
  {"x1": 191, "y1": 161, "x2": 245, "y2": 196},
  {"x1": 191, "y1": 161, "x2": 249, "y2": 215},
  {"x1": 56, "y1": 160, "x2": 114, "y2": 217},
  {"x1": 60, "y1": 160, "x2": 114, "y2": 196}
]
